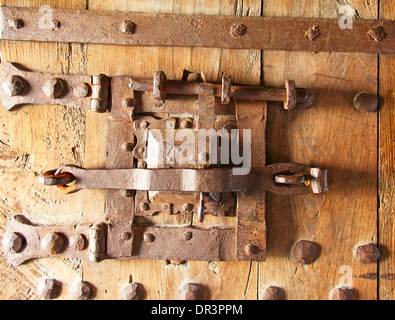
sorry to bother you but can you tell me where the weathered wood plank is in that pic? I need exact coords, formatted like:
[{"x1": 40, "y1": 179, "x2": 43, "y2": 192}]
[
  {"x1": 260, "y1": 0, "x2": 378, "y2": 300},
  {"x1": 0, "y1": 0, "x2": 88, "y2": 301},
  {"x1": 81, "y1": 0, "x2": 261, "y2": 300},
  {"x1": 379, "y1": 0, "x2": 395, "y2": 301}
]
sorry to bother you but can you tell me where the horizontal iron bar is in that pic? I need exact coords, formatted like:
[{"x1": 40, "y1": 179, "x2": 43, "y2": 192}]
[
  {"x1": 40, "y1": 163, "x2": 329, "y2": 195},
  {"x1": 1, "y1": 6, "x2": 393, "y2": 54}
]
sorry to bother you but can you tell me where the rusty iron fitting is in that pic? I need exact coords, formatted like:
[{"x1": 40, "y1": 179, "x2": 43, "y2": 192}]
[
  {"x1": 91, "y1": 74, "x2": 110, "y2": 112},
  {"x1": 2, "y1": 75, "x2": 24, "y2": 96},
  {"x1": 39, "y1": 169, "x2": 76, "y2": 186},
  {"x1": 353, "y1": 92, "x2": 378, "y2": 113},
  {"x1": 120, "y1": 282, "x2": 144, "y2": 300},
  {"x1": 88, "y1": 222, "x2": 107, "y2": 262},
  {"x1": 330, "y1": 286, "x2": 354, "y2": 300},
  {"x1": 262, "y1": 286, "x2": 285, "y2": 300},
  {"x1": 70, "y1": 281, "x2": 93, "y2": 300},
  {"x1": 38, "y1": 278, "x2": 62, "y2": 300},
  {"x1": 2, "y1": 232, "x2": 25, "y2": 253},
  {"x1": 42, "y1": 78, "x2": 65, "y2": 99},
  {"x1": 181, "y1": 282, "x2": 203, "y2": 300},
  {"x1": 355, "y1": 243, "x2": 380, "y2": 264},
  {"x1": 41, "y1": 232, "x2": 65, "y2": 255},
  {"x1": 129, "y1": 72, "x2": 313, "y2": 109}
]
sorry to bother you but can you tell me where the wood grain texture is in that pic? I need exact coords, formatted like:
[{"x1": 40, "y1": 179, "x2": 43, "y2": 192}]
[
  {"x1": 261, "y1": 0, "x2": 378, "y2": 300},
  {"x1": 379, "y1": 0, "x2": 395, "y2": 301},
  {"x1": 0, "y1": 0, "x2": 88, "y2": 301}
]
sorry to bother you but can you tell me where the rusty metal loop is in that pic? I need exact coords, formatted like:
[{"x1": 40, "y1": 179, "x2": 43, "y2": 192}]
[
  {"x1": 274, "y1": 173, "x2": 305, "y2": 185},
  {"x1": 39, "y1": 170, "x2": 76, "y2": 186}
]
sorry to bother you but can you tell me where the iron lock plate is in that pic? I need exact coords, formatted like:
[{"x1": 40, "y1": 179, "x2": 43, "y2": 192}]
[{"x1": 1, "y1": 63, "x2": 328, "y2": 265}]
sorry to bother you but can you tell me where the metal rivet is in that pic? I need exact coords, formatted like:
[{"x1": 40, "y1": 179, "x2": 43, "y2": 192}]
[
  {"x1": 137, "y1": 161, "x2": 147, "y2": 169},
  {"x1": 143, "y1": 232, "x2": 155, "y2": 243},
  {"x1": 353, "y1": 92, "x2": 378, "y2": 113},
  {"x1": 137, "y1": 147, "x2": 145, "y2": 154},
  {"x1": 73, "y1": 83, "x2": 90, "y2": 98},
  {"x1": 183, "y1": 231, "x2": 193, "y2": 241},
  {"x1": 245, "y1": 243, "x2": 259, "y2": 257},
  {"x1": 330, "y1": 286, "x2": 354, "y2": 300},
  {"x1": 291, "y1": 240, "x2": 319, "y2": 264},
  {"x1": 120, "y1": 282, "x2": 144, "y2": 300},
  {"x1": 121, "y1": 232, "x2": 131, "y2": 241},
  {"x1": 368, "y1": 26, "x2": 386, "y2": 41},
  {"x1": 2, "y1": 75, "x2": 24, "y2": 96},
  {"x1": 42, "y1": 78, "x2": 64, "y2": 99},
  {"x1": 8, "y1": 18, "x2": 24, "y2": 29},
  {"x1": 2, "y1": 232, "x2": 25, "y2": 253},
  {"x1": 120, "y1": 189, "x2": 133, "y2": 197},
  {"x1": 262, "y1": 286, "x2": 285, "y2": 300},
  {"x1": 182, "y1": 203, "x2": 193, "y2": 213},
  {"x1": 139, "y1": 202, "x2": 149, "y2": 211},
  {"x1": 120, "y1": 20, "x2": 136, "y2": 34},
  {"x1": 181, "y1": 283, "x2": 203, "y2": 300},
  {"x1": 70, "y1": 281, "x2": 92, "y2": 300},
  {"x1": 41, "y1": 232, "x2": 65, "y2": 254},
  {"x1": 305, "y1": 26, "x2": 320, "y2": 41},
  {"x1": 229, "y1": 23, "x2": 247, "y2": 37},
  {"x1": 38, "y1": 278, "x2": 62, "y2": 300},
  {"x1": 355, "y1": 243, "x2": 380, "y2": 264},
  {"x1": 122, "y1": 98, "x2": 134, "y2": 108},
  {"x1": 69, "y1": 234, "x2": 86, "y2": 251},
  {"x1": 121, "y1": 142, "x2": 134, "y2": 152}
]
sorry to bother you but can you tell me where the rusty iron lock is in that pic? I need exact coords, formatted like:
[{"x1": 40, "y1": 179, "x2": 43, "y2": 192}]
[{"x1": 1, "y1": 62, "x2": 328, "y2": 265}]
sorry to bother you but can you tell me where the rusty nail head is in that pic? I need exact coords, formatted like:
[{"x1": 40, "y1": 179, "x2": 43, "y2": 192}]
[
  {"x1": 8, "y1": 18, "x2": 24, "y2": 29},
  {"x1": 229, "y1": 23, "x2": 247, "y2": 37},
  {"x1": 2, "y1": 75, "x2": 24, "y2": 96},
  {"x1": 305, "y1": 26, "x2": 320, "y2": 41},
  {"x1": 120, "y1": 282, "x2": 144, "y2": 300},
  {"x1": 183, "y1": 231, "x2": 193, "y2": 241},
  {"x1": 38, "y1": 278, "x2": 62, "y2": 299},
  {"x1": 182, "y1": 203, "x2": 193, "y2": 213},
  {"x1": 120, "y1": 189, "x2": 133, "y2": 197},
  {"x1": 353, "y1": 92, "x2": 378, "y2": 113},
  {"x1": 262, "y1": 286, "x2": 285, "y2": 300},
  {"x1": 70, "y1": 281, "x2": 92, "y2": 300},
  {"x1": 121, "y1": 142, "x2": 134, "y2": 152},
  {"x1": 2, "y1": 232, "x2": 25, "y2": 253},
  {"x1": 330, "y1": 286, "x2": 354, "y2": 300},
  {"x1": 291, "y1": 240, "x2": 319, "y2": 264},
  {"x1": 41, "y1": 232, "x2": 65, "y2": 254},
  {"x1": 73, "y1": 83, "x2": 90, "y2": 98},
  {"x1": 137, "y1": 161, "x2": 147, "y2": 169},
  {"x1": 69, "y1": 234, "x2": 86, "y2": 251},
  {"x1": 121, "y1": 232, "x2": 131, "y2": 241},
  {"x1": 120, "y1": 20, "x2": 136, "y2": 34},
  {"x1": 355, "y1": 243, "x2": 380, "y2": 264},
  {"x1": 368, "y1": 26, "x2": 386, "y2": 41},
  {"x1": 137, "y1": 147, "x2": 145, "y2": 154},
  {"x1": 122, "y1": 98, "x2": 134, "y2": 108},
  {"x1": 245, "y1": 243, "x2": 259, "y2": 257},
  {"x1": 42, "y1": 78, "x2": 64, "y2": 99},
  {"x1": 182, "y1": 283, "x2": 203, "y2": 300},
  {"x1": 139, "y1": 202, "x2": 149, "y2": 211},
  {"x1": 143, "y1": 232, "x2": 155, "y2": 243}
]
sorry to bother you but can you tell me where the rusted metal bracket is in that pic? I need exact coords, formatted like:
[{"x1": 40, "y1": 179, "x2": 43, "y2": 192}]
[
  {"x1": 1, "y1": 6, "x2": 394, "y2": 54},
  {"x1": 1, "y1": 64, "x2": 328, "y2": 265},
  {"x1": 39, "y1": 164, "x2": 328, "y2": 195},
  {"x1": 0, "y1": 62, "x2": 312, "y2": 111}
]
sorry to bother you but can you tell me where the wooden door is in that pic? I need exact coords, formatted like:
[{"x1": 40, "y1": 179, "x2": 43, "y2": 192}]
[{"x1": 0, "y1": 0, "x2": 393, "y2": 300}]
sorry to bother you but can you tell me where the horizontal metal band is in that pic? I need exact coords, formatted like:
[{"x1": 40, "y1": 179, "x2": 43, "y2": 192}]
[
  {"x1": 40, "y1": 163, "x2": 329, "y2": 195},
  {"x1": 1, "y1": 6, "x2": 393, "y2": 54}
]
